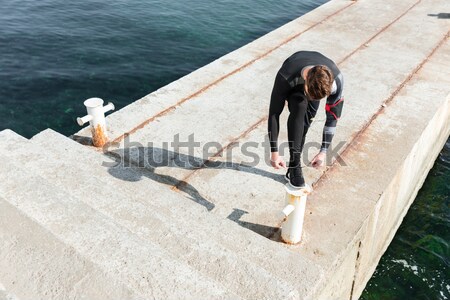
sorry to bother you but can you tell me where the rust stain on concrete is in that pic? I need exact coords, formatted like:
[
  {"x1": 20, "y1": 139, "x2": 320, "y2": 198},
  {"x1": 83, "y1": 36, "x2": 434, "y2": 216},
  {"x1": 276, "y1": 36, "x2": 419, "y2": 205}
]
[
  {"x1": 173, "y1": 117, "x2": 267, "y2": 190},
  {"x1": 339, "y1": 0, "x2": 422, "y2": 65}
]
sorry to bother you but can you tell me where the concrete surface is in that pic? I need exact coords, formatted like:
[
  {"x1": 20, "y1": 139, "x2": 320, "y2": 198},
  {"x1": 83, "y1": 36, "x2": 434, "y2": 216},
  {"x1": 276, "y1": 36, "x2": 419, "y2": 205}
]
[
  {"x1": 0, "y1": 132, "x2": 301, "y2": 298},
  {"x1": 0, "y1": 134, "x2": 238, "y2": 299},
  {"x1": 1, "y1": 0, "x2": 449, "y2": 298},
  {"x1": 0, "y1": 282, "x2": 19, "y2": 300},
  {"x1": 31, "y1": 129, "x2": 322, "y2": 298},
  {"x1": 0, "y1": 195, "x2": 139, "y2": 300}
]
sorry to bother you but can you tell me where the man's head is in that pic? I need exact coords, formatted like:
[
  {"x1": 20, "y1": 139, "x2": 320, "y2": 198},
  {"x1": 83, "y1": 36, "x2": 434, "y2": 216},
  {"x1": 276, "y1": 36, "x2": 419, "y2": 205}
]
[{"x1": 305, "y1": 65, "x2": 334, "y2": 100}]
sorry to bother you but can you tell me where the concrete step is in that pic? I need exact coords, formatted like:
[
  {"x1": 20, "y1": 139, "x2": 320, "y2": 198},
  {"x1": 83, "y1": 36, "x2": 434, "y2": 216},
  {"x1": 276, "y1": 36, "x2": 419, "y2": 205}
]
[
  {"x1": 0, "y1": 195, "x2": 140, "y2": 300},
  {"x1": 0, "y1": 133, "x2": 298, "y2": 298},
  {"x1": 31, "y1": 129, "x2": 323, "y2": 297},
  {"x1": 0, "y1": 138, "x2": 236, "y2": 299}
]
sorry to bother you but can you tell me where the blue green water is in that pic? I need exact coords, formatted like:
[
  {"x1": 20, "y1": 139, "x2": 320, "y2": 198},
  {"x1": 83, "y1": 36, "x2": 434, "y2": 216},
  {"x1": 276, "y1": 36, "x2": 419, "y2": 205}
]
[
  {"x1": 0, "y1": 1, "x2": 448, "y2": 298},
  {"x1": 0, "y1": 0, "x2": 327, "y2": 138}
]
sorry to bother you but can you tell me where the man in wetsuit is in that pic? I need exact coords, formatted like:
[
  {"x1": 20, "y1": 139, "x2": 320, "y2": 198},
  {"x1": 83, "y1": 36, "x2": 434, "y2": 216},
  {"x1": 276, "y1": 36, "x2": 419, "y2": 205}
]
[{"x1": 268, "y1": 51, "x2": 344, "y2": 188}]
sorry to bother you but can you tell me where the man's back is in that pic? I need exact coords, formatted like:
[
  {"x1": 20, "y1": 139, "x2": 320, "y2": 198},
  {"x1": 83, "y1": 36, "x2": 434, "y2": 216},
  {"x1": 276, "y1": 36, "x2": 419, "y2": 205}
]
[{"x1": 278, "y1": 51, "x2": 340, "y2": 85}]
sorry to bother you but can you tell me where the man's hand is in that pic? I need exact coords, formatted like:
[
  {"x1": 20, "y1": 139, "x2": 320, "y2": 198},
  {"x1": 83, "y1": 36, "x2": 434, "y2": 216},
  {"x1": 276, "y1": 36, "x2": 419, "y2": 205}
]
[
  {"x1": 310, "y1": 151, "x2": 326, "y2": 169},
  {"x1": 270, "y1": 152, "x2": 287, "y2": 169}
]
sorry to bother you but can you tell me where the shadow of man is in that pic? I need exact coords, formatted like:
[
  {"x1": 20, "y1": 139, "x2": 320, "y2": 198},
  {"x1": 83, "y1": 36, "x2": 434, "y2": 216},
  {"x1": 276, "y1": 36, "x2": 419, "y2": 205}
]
[
  {"x1": 427, "y1": 13, "x2": 450, "y2": 19},
  {"x1": 103, "y1": 143, "x2": 286, "y2": 215}
]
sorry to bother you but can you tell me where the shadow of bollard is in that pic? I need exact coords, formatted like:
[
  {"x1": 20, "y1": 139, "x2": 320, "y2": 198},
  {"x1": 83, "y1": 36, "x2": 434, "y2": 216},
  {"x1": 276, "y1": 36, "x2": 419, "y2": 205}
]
[
  {"x1": 227, "y1": 208, "x2": 280, "y2": 239},
  {"x1": 427, "y1": 13, "x2": 450, "y2": 19}
]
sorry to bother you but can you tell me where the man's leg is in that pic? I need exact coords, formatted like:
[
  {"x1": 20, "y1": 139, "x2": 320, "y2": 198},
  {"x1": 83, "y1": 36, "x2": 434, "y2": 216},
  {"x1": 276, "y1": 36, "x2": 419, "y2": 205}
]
[
  {"x1": 299, "y1": 100, "x2": 320, "y2": 153},
  {"x1": 287, "y1": 92, "x2": 308, "y2": 187}
]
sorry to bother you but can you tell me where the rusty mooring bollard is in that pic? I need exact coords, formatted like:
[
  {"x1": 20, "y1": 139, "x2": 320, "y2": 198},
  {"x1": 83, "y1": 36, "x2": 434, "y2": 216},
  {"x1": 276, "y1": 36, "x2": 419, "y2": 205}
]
[{"x1": 77, "y1": 98, "x2": 114, "y2": 147}]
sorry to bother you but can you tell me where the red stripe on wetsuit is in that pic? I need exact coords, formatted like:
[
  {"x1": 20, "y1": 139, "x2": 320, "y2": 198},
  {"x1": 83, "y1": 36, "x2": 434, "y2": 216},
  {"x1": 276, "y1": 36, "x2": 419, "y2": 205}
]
[{"x1": 325, "y1": 98, "x2": 344, "y2": 120}]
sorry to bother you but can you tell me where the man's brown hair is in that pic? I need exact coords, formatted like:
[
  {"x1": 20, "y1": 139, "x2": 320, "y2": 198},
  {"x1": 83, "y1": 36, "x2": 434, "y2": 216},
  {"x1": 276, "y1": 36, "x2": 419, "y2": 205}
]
[{"x1": 306, "y1": 66, "x2": 334, "y2": 100}]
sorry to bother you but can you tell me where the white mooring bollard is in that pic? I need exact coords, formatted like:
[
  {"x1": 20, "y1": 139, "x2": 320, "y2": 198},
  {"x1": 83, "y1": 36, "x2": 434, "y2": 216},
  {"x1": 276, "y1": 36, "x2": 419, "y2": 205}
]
[
  {"x1": 77, "y1": 98, "x2": 114, "y2": 147},
  {"x1": 281, "y1": 183, "x2": 313, "y2": 244}
]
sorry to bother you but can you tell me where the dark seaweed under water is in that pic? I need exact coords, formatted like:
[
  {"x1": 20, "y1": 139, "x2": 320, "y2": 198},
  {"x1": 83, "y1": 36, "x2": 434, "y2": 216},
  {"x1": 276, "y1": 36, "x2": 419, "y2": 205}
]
[{"x1": 0, "y1": 1, "x2": 448, "y2": 299}]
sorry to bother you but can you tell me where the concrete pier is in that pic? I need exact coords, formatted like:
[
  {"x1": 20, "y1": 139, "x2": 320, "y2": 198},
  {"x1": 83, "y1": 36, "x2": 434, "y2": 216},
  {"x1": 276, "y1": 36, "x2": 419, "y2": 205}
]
[{"x1": 0, "y1": 0, "x2": 449, "y2": 298}]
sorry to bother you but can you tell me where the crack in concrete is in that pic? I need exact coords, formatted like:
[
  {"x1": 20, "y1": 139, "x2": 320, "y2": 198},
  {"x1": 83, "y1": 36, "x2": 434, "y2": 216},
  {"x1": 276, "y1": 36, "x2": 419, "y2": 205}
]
[
  {"x1": 338, "y1": 0, "x2": 422, "y2": 65},
  {"x1": 349, "y1": 240, "x2": 363, "y2": 300}
]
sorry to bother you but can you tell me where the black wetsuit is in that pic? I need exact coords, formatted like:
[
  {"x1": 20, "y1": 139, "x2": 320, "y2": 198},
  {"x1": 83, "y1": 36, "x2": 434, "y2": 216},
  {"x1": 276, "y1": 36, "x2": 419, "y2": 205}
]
[{"x1": 268, "y1": 51, "x2": 344, "y2": 163}]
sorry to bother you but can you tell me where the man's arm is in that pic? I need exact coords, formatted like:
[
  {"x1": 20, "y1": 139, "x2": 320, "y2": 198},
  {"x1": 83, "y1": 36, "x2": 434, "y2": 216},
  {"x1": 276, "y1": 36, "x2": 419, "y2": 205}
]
[
  {"x1": 268, "y1": 73, "x2": 291, "y2": 152},
  {"x1": 321, "y1": 73, "x2": 344, "y2": 152}
]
